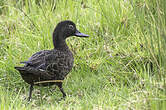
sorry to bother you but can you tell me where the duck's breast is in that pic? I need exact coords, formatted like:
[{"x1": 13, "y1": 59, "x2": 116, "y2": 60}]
[{"x1": 46, "y1": 50, "x2": 74, "y2": 80}]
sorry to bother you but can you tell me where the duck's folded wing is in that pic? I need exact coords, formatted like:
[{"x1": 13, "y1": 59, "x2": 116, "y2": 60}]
[
  {"x1": 22, "y1": 50, "x2": 62, "y2": 72},
  {"x1": 22, "y1": 50, "x2": 54, "y2": 70}
]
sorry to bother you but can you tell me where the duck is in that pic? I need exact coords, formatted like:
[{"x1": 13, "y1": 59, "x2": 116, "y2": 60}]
[{"x1": 15, "y1": 20, "x2": 89, "y2": 101}]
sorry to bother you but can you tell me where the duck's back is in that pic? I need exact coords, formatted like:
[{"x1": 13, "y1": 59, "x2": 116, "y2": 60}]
[{"x1": 15, "y1": 49, "x2": 74, "y2": 85}]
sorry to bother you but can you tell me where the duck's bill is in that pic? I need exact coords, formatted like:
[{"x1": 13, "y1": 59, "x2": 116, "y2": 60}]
[{"x1": 75, "y1": 30, "x2": 89, "y2": 37}]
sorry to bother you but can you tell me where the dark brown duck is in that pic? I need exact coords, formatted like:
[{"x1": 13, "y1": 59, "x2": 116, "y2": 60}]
[{"x1": 15, "y1": 20, "x2": 89, "y2": 101}]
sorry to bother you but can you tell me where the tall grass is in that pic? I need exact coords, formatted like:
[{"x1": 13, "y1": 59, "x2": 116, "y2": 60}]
[
  {"x1": 131, "y1": 0, "x2": 166, "y2": 77},
  {"x1": 131, "y1": 1, "x2": 166, "y2": 109},
  {"x1": 0, "y1": 0, "x2": 165, "y2": 109}
]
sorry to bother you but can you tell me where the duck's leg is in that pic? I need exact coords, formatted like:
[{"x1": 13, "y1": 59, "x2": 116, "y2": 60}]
[
  {"x1": 57, "y1": 83, "x2": 66, "y2": 98},
  {"x1": 28, "y1": 84, "x2": 34, "y2": 101}
]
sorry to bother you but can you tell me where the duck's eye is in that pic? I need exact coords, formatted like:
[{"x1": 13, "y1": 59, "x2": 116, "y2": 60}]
[{"x1": 68, "y1": 25, "x2": 74, "y2": 30}]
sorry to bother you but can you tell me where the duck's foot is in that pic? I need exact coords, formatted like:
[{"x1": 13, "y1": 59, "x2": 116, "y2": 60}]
[{"x1": 28, "y1": 84, "x2": 34, "y2": 102}]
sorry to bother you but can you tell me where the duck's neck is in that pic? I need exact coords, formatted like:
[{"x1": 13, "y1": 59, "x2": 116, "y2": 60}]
[{"x1": 53, "y1": 31, "x2": 69, "y2": 50}]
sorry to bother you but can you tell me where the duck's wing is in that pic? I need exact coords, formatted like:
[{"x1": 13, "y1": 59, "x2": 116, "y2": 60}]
[
  {"x1": 22, "y1": 50, "x2": 53, "y2": 70},
  {"x1": 15, "y1": 50, "x2": 60, "y2": 78},
  {"x1": 17, "y1": 49, "x2": 72, "y2": 74},
  {"x1": 20, "y1": 49, "x2": 66, "y2": 71}
]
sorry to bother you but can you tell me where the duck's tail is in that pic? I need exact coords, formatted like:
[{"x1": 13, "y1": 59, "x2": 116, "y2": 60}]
[
  {"x1": 15, "y1": 66, "x2": 38, "y2": 73},
  {"x1": 14, "y1": 66, "x2": 28, "y2": 77},
  {"x1": 14, "y1": 66, "x2": 52, "y2": 79},
  {"x1": 14, "y1": 66, "x2": 25, "y2": 71}
]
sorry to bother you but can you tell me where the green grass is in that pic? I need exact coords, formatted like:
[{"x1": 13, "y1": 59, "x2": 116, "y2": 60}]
[{"x1": 0, "y1": 0, "x2": 166, "y2": 109}]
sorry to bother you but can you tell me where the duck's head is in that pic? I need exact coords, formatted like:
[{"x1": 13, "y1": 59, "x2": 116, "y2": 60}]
[{"x1": 53, "y1": 20, "x2": 89, "y2": 39}]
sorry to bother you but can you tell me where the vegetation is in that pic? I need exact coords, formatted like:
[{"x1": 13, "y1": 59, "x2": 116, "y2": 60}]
[{"x1": 0, "y1": 0, "x2": 165, "y2": 109}]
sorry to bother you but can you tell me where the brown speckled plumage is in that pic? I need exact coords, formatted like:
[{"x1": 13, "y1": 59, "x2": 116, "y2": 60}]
[{"x1": 15, "y1": 20, "x2": 89, "y2": 101}]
